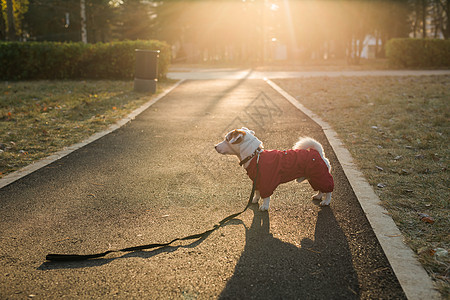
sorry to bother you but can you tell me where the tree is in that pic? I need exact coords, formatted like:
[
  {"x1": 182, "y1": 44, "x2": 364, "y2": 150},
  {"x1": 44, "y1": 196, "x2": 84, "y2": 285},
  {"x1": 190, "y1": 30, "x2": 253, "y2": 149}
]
[
  {"x1": 85, "y1": 0, "x2": 116, "y2": 42},
  {"x1": 0, "y1": 0, "x2": 5, "y2": 39},
  {"x1": 1, "y1": 0, "x2": 29, "y2": 40},
  {"x1": 23, "y1": 0, "x2": 115, "y2": 42},
  {"x1": 434, "y1": 0, "x2": 450, "y2": 38},
  {"x1": 24, "y1": 0, "x2": 81, "y2": 41},
  {"x1": 114, "y1": 0, "x2": 155, "y2": 40},
  {"x1": 6, "y1": 0, "x2": 17, "y2": 40}
]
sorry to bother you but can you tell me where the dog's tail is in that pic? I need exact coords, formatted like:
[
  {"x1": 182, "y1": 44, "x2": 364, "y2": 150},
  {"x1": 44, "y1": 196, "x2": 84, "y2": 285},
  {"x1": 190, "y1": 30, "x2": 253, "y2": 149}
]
[{"x1": 293, "y1": 137, "x2": 331, "y2": 171}]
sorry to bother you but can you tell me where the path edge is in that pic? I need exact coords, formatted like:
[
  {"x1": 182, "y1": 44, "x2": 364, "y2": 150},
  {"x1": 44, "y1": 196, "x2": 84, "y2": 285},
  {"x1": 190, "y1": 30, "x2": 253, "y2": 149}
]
[
  {"x1": 0, "y1": 80, "x2": 185, "y2": 190},
  {"x1": 265, "y1": 78, "x2": 440, "y2": 300}
]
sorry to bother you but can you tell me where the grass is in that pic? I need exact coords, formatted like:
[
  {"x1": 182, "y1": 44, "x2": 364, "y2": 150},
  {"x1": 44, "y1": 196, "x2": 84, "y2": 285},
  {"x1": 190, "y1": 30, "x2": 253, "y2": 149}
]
[
  {"x1": 274, "y1": 75, "x2": 449, "y2": 297},
  {"x1": 0, "y1": 80, "x2": 177, "y2": 177}
]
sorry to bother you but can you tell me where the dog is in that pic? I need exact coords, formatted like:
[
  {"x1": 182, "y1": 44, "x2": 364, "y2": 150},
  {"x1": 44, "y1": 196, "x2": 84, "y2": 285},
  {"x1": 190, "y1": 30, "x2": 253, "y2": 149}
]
[{"x1": 215, "y1": 127, "x2": 334, "y2": 211}]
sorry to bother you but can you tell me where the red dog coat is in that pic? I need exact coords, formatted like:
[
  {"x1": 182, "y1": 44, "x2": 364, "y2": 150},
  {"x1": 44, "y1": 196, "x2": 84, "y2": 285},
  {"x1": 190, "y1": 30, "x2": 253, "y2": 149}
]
[{"x1": 246, "y1": 149, "x2": 334, "y2": 198}]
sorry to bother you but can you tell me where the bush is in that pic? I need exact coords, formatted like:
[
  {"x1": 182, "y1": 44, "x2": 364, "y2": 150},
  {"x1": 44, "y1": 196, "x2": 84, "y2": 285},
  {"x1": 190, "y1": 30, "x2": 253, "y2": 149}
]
[
  {"x1": 386, "y1": 38, "x2": 450, "y2": 68},
  {"x1": 0, "y1": 40, "x2": 171, "y2": 80}
]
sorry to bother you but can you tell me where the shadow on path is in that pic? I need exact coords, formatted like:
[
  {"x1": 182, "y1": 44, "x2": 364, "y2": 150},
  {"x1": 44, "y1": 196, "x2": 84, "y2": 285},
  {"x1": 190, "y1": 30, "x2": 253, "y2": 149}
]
[{"x1": 219, "y1": 205, "x2": 360, "y2": 299}]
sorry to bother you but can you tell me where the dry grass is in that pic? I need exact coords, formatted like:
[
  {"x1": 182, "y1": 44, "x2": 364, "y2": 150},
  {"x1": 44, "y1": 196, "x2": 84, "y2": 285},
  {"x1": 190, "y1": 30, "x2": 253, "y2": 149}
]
[
  {"x1": 274, "y1": 75, "x2": 449, "y2": 297},
  {"x1": 0, "y1": 80, "x2": 176, "y2": 177}
]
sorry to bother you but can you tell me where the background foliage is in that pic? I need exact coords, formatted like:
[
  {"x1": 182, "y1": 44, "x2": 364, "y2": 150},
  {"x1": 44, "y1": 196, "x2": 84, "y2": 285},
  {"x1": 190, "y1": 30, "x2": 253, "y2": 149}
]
[
  {"x1": 386, "y1": 38, "x2": 450, "y2": 67},
  {"x1": 0, "y1": 40, "x2": 170, "y2": 80},
  {"x1": 0, "y1": 0, "x2": 449, "y2": 64}
]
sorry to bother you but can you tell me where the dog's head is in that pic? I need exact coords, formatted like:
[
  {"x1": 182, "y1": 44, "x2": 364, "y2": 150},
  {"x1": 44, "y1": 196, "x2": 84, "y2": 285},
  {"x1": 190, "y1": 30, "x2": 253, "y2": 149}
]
[{"x1": 215, "y1": 127, "x2": 262, "y2": 158}]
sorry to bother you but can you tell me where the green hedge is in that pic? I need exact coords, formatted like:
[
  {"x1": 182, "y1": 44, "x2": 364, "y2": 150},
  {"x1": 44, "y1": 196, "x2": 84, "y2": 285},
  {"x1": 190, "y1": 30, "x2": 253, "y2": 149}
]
[
  {"x1": 386, "y1": 38, "x2": 450, "y2": 68},
  {"x1": 0, "y1": 40, "x2": 171, "y2": 80}
]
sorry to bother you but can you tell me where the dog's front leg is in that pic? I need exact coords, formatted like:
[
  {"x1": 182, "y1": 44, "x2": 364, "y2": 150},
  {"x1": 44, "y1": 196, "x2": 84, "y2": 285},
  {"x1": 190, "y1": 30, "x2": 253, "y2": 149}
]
[
  {"x1": 252, "y1": 190, "x2": 261, "y2": 204},
  {"x1": 259, "y1": 197, "x2": 270, "y2": 211},
  {"x1": 313, "y1": 191, "x2": 324, "y2": 200}
]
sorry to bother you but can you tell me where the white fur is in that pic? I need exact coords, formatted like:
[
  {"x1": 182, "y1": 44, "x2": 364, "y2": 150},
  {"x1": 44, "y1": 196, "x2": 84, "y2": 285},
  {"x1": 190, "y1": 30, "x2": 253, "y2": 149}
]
[
  {"x1": 215, "y1": 127, "x2": 263, "y2": 168},
  {"x1": 215, "y1": 129, "x2": 333, "y2": 210},
  {"x1": 293, "y1": 137, "x2": 331, "y2": 172}
]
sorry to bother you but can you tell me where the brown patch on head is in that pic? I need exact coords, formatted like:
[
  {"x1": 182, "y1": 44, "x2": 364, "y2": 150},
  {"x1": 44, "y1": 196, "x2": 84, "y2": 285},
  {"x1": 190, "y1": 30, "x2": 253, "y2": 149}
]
[{"x1": 227, "y1": 129, "x2": 246, "y2": 144}]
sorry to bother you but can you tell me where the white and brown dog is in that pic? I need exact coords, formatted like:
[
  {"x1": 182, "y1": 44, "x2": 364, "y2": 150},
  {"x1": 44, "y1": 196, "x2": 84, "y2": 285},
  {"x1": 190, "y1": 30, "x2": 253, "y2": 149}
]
[{"x1": 215, "y1": 127, "x2": 334, "y2": 211}]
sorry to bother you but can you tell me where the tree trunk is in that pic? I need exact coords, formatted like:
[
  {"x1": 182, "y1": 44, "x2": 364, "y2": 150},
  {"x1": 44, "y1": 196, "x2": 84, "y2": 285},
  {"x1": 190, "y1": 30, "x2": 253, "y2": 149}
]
[
  {"x1": 80, "y1": 0, "x2": 87, "y2": 43},
  {"x1": 6, "y1": 0, "x2": 16, "y2": 41},
  {"x1": 422, "y1": 0, "x2": 427, "y2": 38},
  {"x1": 439, "y1": 0, "x2": 450, "y2": 38},
  {"x1": 0, "y1": 1, "x2": 6, "y2": 40}
]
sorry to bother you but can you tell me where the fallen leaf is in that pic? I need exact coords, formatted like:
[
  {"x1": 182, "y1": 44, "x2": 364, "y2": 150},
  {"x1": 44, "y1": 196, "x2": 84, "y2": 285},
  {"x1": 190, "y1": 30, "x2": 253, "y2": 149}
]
[
  {"x1": 418, "y1": 213, "x2": 435, "y2": 224},
  {"x1": 418, "y1": 247, "x2": 435, "y2": 256}
]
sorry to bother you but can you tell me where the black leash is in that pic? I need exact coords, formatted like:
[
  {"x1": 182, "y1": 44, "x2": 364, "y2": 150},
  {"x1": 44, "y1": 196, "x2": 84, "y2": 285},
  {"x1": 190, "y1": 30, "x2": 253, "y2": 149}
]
[{"x1": 46, "y1": 159, "x2": 260, "y2": 262}]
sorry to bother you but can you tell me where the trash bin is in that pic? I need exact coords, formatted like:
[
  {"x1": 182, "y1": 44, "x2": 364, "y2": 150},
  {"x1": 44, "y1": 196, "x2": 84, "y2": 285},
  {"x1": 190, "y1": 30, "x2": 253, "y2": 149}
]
[{"x1": 134, "y1": 49, "x2": 160, "y2": 93}]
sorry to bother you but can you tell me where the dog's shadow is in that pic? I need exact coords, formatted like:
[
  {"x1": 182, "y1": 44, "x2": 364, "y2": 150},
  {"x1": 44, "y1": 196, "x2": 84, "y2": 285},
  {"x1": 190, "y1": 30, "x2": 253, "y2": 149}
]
[{"x1": 219, "y1": 205, "x2": 360, "y2": 299}]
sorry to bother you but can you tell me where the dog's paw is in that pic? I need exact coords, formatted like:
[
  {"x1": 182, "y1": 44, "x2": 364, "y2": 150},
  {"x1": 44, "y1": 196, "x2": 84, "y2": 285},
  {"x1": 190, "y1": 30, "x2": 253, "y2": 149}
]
[
  {"x1": 259, "y1": 198, "x2": 270, "y2": 211},
  {"x1": 320, "y1": 199, "x2": 330, "y2": 206},
  {"x1": 319, "y1": 193, "x2": 332, "y2": 206},
  {"x1": 259, "y1": 204, "x2": 269, "y2": 211}
]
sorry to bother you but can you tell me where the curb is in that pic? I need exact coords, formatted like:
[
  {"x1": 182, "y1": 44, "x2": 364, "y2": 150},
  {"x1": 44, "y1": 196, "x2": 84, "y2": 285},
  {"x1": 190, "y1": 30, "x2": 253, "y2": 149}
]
[
  {"x1": 0, "y1": 80, "x2": 185, "y2": 190},
  {"x1": 265, "y1": 79, "x2": 440, "y2": 300}
]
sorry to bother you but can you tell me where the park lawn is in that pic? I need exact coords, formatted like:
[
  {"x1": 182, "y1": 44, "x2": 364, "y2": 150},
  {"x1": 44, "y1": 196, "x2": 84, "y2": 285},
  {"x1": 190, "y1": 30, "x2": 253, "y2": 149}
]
[
  {"x1": 0, "y1": 80, "x2": 176, "y2": 177},
  {"x1": 274, "y1": 75, "x2": 449, "y2": 297}
]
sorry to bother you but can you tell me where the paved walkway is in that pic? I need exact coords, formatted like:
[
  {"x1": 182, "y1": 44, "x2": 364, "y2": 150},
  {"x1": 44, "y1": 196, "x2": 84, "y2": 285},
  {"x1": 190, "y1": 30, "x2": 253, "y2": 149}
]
[
  {"x1": 2, "y1": 69, "x2": 446, "y2": 298},
  {"x1": 168, "y1": 67, "x2": 450, "y2": 80}
]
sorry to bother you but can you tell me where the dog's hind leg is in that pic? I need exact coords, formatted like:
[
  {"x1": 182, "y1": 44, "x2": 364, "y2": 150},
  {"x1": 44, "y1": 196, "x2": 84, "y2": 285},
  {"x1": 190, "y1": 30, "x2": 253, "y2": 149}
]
[
  {"x1": 320, "y1": 192, "x2": 332, "y2": 206},
  {"x1": 259, "y1": 197, "x2": 270, "y2": 211},
  {"x1": 252, "y1": 190, "x2": 261, "y2": 204}
]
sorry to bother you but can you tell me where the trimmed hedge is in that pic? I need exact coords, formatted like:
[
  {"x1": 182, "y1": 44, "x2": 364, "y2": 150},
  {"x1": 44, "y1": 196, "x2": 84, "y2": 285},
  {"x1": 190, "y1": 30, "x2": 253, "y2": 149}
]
[
  {"x1": 0, "y1": 40, "x2": 171, "y2": 80},
  {"x1": 386, "y1": 38, "x2": 450, "y2": 68}
]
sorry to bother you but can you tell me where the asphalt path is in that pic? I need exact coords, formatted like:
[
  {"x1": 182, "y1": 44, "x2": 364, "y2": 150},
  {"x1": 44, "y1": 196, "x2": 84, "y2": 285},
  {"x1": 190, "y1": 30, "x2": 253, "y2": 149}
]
[{"x1": 0, "y1": 79, "x2": 406, "y2": 299}]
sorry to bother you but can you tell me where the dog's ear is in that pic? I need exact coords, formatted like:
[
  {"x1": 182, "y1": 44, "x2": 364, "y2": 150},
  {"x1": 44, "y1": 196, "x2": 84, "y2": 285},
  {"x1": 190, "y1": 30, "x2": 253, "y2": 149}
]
[
  {"x1": 228, "y1": 129, "x2": 246, "y2": 144},
  {"x1": 241, "y1": 127, "x2": 255, "y2": 135}
]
